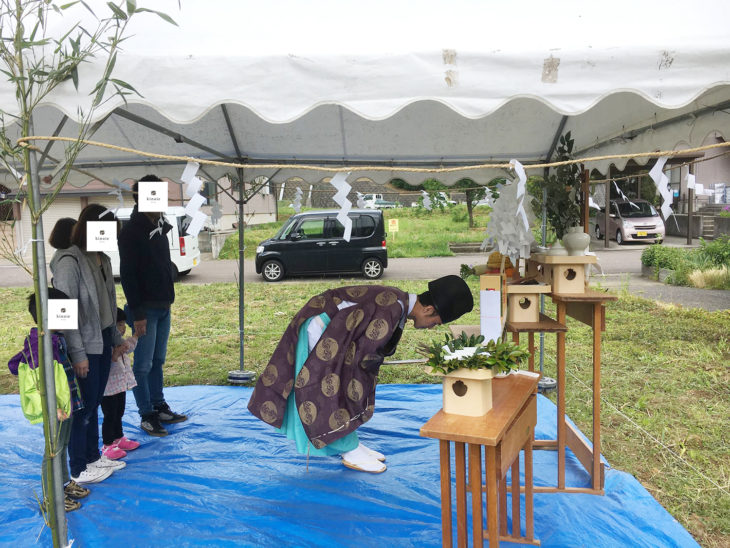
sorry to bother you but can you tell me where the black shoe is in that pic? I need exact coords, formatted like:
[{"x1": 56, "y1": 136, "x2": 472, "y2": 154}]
[
  {"x1": 154, "y1": 402, "x2": 188, "y2": 424},
  {"x1": 140, "y1": 412, "x2": 168, "y2": 437}
]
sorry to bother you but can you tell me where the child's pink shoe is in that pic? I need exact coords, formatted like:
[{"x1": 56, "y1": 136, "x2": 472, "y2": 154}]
[
  {"x1": 114, "y1": 436, "x2": 140, "y2": 451},
  {"x1": 102, "y1": 444, "x2": 127, "y2": 460}
]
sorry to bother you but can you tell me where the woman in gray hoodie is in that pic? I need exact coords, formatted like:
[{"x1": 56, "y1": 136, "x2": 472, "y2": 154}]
[{"x1": 50, "y1": 204, "x2": 126, "y2": 484}]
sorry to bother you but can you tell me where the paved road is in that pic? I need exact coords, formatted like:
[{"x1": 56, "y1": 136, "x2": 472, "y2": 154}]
[{"x1": 2, "y1": 236, "x2": 728, "y2": 311}]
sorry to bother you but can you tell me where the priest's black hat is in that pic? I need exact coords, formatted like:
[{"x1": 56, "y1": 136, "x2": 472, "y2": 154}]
[{"x1": 428, "y1": 275, "x2": 474, "y2": 323}]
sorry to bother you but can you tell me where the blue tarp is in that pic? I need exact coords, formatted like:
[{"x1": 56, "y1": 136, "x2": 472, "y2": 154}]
[{"x1": 1, "y1": 385, "x2": 698, "y2": 547}]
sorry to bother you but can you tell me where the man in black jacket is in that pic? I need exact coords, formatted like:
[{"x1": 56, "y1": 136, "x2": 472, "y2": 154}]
[{"x1": 119, "y1": 175, "x2": 187, "y2": 437}]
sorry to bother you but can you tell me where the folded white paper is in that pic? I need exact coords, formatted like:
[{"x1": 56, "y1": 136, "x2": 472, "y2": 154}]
[
  {"x1": 138, "y1": 181, "x2": 168, "y2": 212},
  {"x1": 185, "y1": 193, "x2": 206, "y2": 217},
  {"x1": 186, "y1": 210, "x2": 207, "y2": 237},
  {"x1": 48, "y1": 299, "x2": 78, "y2": 330},
  {"x1": 87, "y1": 221, "x2": 117, "y2": 252}
]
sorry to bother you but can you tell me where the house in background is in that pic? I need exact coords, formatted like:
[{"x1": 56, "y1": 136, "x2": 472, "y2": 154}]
[{"x1": 3, "y1": 176, "x2": 276, "y2": 263}]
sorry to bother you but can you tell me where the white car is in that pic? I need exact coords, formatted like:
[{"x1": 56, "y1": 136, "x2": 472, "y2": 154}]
[{"x1": 107, "y1": 207, "x2": 201, "y2": 279}]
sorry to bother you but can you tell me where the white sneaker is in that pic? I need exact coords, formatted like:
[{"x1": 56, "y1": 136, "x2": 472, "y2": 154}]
[
  {"x1": 90, "y1": 455, "x2": 126, "y2": 471},
  {"x1": 71, "y1": 465, "x2": 112, "y2": 484},
  {"x1": 341, "y1": 446, "x2": 387, "y2": 474}
]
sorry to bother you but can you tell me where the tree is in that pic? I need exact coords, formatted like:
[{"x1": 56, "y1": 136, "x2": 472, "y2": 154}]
[
  {"x1": 451, "y1": 177, "x2": 501, "y2": 228},
  {"x1": 0, "y1": 2, "x2": 174, "y2": 544}
]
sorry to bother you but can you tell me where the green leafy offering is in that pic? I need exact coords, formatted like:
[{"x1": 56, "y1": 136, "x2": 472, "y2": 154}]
[{"x1": 417, "y1": 331, "x2": 529, "y2": 375}]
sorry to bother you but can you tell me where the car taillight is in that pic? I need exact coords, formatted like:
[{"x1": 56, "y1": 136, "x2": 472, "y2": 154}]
[
  {"x1": 381, "y1": 239, "x2": 386, "y2": 249},
  {"x1": 179, "y1": 237, "x2": 186, "y2": 256}
]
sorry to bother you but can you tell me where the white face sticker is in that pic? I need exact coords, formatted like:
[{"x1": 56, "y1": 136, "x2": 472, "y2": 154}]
[
  {"x1": 48, "y1": 299, "x2": 78, "y2": 330},
  {"x1": 86, "y1": 221, "x2": 117, "y2": 251},
  {"x1": 138, "y1": 181, "x2": 168, "y2": 212}
]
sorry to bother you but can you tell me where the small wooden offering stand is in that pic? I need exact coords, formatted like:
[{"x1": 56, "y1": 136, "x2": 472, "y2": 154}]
[
  {"x1": 421, "y1": 372, "x2": 540, "y2": 548},
  {"x1": 451, "y1": 252, "x2": 617, "y2": 495}
]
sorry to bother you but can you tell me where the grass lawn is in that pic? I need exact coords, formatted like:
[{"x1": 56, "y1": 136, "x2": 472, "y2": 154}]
[
  {"x1": 0, "y1": 282, "x2": 728, "y2": 546},
  {"x1": 218, "y1": 204, "x2": 493, "y2": 260}
]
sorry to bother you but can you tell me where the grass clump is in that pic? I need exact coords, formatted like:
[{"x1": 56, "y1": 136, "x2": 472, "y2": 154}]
[{"x1": 641, "y1": 237, "x2": 730, "y2": 289}]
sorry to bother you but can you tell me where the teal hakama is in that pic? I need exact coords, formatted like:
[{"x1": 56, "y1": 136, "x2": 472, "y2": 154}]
[{"x1": 277, "y1": 313, "x2": 359, "y2": 456}]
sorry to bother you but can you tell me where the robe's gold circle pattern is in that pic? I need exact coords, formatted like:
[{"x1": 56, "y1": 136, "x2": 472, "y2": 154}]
[
  {"x1": 286, "y1": 346, "x2": 295, "y2": 366},
  {"x1": 333, "y1": 297, "x2": 342, "y2": 306},
  {"x1": 375, "y1": 291, "x2": 398, "y2": 307},
  {"x1": 346, "y1": 287, "x2": 369, "y2": 299},
  {"x1": 364, "y1": 404, "x2": 375, "y2": 420},
  {"x1": 295, "y1": 366, "x2": 310, "y2": 388},
  {"x1": 283, "y1": 379, "x2": 294, "y2": 397},
  {"x1": 315, "y1": 337, "x2": 339, "y2": 361},
  {"x1": 344, "y1": 342, "x2": 357, "y2": 365},
  {"x1": 347, "y1": 378, "x2": 364, "y2": 402},
  {"x1": 365, "y1": 318, "x2": 390, "y2": 341},
  {"x1": 260, "y1": 401, "x2": 278, "y2": 424},
  {"x1": 312, "y1": 439, "x2": 325, "y2": 449},
  {"x1": 299, "y1": 401, "x2": 318, "y2": 425},
  {"x1": 321, "y1": 373, "x2": 340, "y2": 397},
  {"x1": 346, "y1": 309, "x2": 365, "y2": 331},
  {"x1": 261, "y1": 363, "x2": 278, "y2": 387},
  {"x1": 308, "y1": 295, "x2": 326, "y2": 309},
  {"x1": 329, "y1": 408, "x2": 351, "y2": 430}
]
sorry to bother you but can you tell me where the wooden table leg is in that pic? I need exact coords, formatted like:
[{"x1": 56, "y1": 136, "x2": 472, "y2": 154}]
[
  {"x1": 592, "y1": 303, "x2": 602, "y2": 490},
  {"x1": 511, "y1": 459, "x2": 520, "y2": 538},
  {"x1": 525, "y1": 428, "x2": 535, "y2": 541},
  {"x1": 455, "y1": 442, "x2": 467, "y2": 547},
  {"x1": 556, "y1": 301, "x2": 567, "y2": 490},
  {"x1": 499, "y1": 476, "x2": 507, "y2": 535},
  {"x1": 468, "y1": 444, "x2": 484, "y2": 548},
  {"x1": 528, "y1": 332, "x2": 535, "y2": 373},
  {"x1": 439, "y1": 440, "x2": 453, "y2": 548},
  {"x1": 485, "y1": 446, "x2": 500, "y2": 547}
]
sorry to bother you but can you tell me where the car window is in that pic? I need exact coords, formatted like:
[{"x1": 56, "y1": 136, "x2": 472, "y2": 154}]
[
  {"x1": 275, "y1": 218, "x2": 297, "y2": 240},
  {"x1": 297, "y1": 218, "x2": 325, "y2": 239},
  {"x1": 329, "y1": 215, "x2": 376, "y2": 238},
  {"x1": 352, "y1": 215, "x2": 375, "y2": 238},
  {"x1": 176, "y1": 215, "x2": 189, "y2": 236},
  {"x1": 616, "y1": 201, "x2": 657, "y2": 218}
]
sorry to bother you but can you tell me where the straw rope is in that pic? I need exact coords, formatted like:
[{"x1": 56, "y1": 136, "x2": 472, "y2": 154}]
[{"x1": 16, "y1": 136, "x2": 730, "y2": 174}]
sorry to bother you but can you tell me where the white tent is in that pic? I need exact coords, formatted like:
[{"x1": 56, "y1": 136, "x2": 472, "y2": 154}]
[{"x1": 2, "y1": 0, "x2": 730, "y2": 189}]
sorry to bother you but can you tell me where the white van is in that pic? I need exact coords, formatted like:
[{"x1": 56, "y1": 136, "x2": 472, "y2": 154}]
[{"x1": 107, "y1": 207, "x2": 201, "y2": 279}]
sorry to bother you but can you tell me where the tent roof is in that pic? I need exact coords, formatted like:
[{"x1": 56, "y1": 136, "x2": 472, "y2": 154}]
[{"x1": 2, "y1": 0, "x2": 730, "y2": 187}]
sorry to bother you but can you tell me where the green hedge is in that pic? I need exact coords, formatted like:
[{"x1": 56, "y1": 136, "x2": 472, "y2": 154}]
[{"x1": 640, "y1": 244, "x2": 688, "y2": 270}]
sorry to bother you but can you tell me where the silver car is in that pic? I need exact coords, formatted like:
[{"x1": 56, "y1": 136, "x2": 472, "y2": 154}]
[{"x1": 594, "y1": 199, "x2": 665, "y2": 244}]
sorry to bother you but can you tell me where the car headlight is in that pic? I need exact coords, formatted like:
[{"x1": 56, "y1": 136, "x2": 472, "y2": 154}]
[
  {"x1": 256, "y1": 246, "x2": 264, "y2": 254},
  {"x1": 623, "y1": 221, "x2": 633, "y2": 229}
]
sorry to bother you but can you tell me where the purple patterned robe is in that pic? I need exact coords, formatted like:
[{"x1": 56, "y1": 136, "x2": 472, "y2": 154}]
[{"x1": 247, "y1": 285, "x2": 408, "y2": 448}]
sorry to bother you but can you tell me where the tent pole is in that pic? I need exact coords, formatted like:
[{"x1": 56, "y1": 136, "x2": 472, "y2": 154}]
[
  {"x1": 537, "y1": 174, "x2": 556, "y2": 393},
  {"x1": 228, "y1": 167, "x2": 254, "y2": 384}
]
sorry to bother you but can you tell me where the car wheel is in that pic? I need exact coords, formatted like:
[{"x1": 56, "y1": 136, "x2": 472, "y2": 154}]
[
  {"x1": 616, "y1": 230, "x2": 624, "y2": 245},
  {"x1": 178, "y1": 269, "x2": 191, "y2": 276},
  {"x1": 594, "y1": 225, "x2": 602, "y2": 240},
  {"x1": 361, "y1": 258, "x2": 383, "y2": 279},
  {"x1": 171, "y1": 264, "x2": 179, "y2": 281},
  {"x1": 262, "y1": 260, "x2": 284, "y2": 282}
]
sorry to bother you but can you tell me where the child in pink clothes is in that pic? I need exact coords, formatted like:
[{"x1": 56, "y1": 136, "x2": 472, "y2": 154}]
[{"x1": 101, "y1": 308, "x2": 140, "y2": 459}]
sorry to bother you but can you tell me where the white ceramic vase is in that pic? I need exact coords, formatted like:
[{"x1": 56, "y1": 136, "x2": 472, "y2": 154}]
[
  {"x1": 563, "y1": 226, "x2": 591, "y2": 255},
  {"x1": 547, "y1": 240, "x2": 569, "y2": 256}
]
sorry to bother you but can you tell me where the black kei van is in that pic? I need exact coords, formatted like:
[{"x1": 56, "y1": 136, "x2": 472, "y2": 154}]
[{"x1": 255, "y1": 210, "x2": 388, "y2": 282}]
